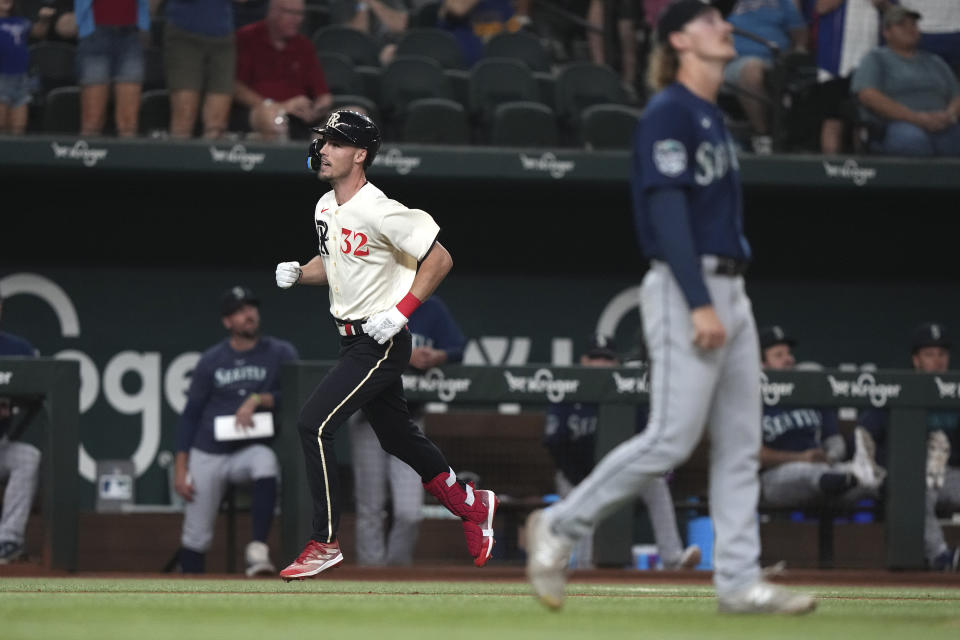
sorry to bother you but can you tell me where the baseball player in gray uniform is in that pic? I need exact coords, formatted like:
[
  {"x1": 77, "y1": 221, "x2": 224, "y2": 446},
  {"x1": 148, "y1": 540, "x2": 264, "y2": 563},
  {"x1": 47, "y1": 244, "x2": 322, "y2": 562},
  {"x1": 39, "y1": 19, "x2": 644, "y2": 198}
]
[
  {"x1": 526, "y1": 0, "x2": 815, "y2": 614},
  {"x1": 275, "y1": 109, "x2": 497, "y2": 579},
  {"x1": 0, "y1": 292, "x2": 41, "y2": 564}
]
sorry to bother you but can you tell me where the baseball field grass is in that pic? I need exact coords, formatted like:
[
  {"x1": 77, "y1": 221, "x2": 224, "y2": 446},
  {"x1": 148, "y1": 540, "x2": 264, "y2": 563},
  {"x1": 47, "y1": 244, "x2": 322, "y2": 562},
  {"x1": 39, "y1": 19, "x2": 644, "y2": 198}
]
[{"x1": 1, "y1": 577, "x2": 959, "y2": 640}]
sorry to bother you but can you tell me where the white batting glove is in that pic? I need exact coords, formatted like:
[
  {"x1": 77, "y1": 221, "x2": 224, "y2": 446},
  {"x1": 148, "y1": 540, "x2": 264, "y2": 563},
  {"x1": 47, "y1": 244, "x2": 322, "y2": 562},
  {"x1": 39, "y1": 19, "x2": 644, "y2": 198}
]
[
  {"x1": 362, "y1": 307, "x2": 408, "y2": 344},
  {"x1": 276, "y1": 261, "x2": 301, "y2": 289}
]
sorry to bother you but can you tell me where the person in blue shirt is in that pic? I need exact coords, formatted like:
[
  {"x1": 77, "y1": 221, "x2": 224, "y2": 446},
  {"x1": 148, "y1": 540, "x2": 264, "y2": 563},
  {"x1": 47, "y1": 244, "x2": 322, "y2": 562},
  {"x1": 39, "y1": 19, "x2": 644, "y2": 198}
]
[
  {"x1": 0, "y1": 289, "x2": 41, "y2": 564},
  {"x1": 0, "y1": 0, "x2": 57, "y2": 134},
  {"x1": 173, "y1": 286, "x2": 299, "y2": 576},
  {"x1": 347, "y1": 295, "x2": 466, "y2": 566},
  {"x1": 723, "y1": 0, "x2": 808, "y2": 148},
  {"x1": 858, "y1": 322, "x2": 960, "y2": 571},
  {"x1": 526, "y1": 0, "x2": 815, "y2": 615}
]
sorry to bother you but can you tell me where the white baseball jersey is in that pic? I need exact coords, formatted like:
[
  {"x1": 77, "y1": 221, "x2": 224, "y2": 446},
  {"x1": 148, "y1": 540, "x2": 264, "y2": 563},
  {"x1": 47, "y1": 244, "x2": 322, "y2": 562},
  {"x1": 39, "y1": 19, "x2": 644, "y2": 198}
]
[{"x1": 314, "y1": 182, "x2": 440, "y2": 321}]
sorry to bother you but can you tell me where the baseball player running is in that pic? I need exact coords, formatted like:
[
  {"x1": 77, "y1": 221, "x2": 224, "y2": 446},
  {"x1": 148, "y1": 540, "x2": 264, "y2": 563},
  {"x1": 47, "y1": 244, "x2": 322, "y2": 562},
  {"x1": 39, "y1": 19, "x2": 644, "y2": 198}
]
[
  {"x1": 526, "y1": 0, "x2": 815, "y2": 614},
  {"x1": 275, "y1": 109, "x2": 497, "y2": 579}
]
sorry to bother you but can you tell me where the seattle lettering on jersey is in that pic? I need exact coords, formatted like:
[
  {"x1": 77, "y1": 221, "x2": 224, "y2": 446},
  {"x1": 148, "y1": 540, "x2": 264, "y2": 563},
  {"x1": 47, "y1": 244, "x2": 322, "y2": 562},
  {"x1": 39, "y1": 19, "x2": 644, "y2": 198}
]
[
  {"x1": 213, "y1": 365, "x2": 268, "y2": 387},
  {"x1": 762, "y1": 408, "x2": 825, "y2": 442},
  {"x1": 694, "y1": 138, "x2": 739, "y2": 186}
]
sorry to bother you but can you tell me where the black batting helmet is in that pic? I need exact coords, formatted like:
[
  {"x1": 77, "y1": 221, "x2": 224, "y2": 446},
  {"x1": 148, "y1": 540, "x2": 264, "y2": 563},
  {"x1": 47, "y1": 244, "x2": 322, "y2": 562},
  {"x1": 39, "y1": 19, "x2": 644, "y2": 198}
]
[{"x1": 307, "y1": 109, "x2": 382, "y2": 171}]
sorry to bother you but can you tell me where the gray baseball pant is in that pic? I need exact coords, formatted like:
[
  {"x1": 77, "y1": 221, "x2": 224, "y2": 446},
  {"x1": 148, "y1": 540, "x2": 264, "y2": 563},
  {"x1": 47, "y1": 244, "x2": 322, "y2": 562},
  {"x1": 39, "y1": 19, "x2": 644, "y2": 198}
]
[
  {"x1": 0, "y1": 440, "x2": 41, "y2": 545},
  {"x1": 926, "y1": 466, "x2": 960, "y2": 563},
  {"x1": 546, "y1": 261, "x2": 763, "y2": 595},
  {"x1": 181, "y1": 445, "x2": 278, "y2": 552},
  {"x1": 760, "y1": 461, "x2": 878, "y2": 507},
  {"x1": 349, "y1": 412, "x2": 424, "y2": 566}
]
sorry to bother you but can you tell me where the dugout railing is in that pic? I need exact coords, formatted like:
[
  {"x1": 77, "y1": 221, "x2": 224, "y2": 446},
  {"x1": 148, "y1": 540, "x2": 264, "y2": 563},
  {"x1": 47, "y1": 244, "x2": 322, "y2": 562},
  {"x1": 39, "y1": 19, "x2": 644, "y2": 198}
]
[{"x1": 280, "y1": 364, "x2": 957, "y2": 571}]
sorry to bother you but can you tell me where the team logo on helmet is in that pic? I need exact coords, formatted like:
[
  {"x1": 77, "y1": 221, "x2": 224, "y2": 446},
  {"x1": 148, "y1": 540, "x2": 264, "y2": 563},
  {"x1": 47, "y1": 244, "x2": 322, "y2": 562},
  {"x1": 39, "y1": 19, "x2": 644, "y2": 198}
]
[
  {"x1": 653, "y1": 139, "x2": 687, "y2": 177},
  {"x1": 326, "y1": 112, "x2": 341, "y2": 130}
]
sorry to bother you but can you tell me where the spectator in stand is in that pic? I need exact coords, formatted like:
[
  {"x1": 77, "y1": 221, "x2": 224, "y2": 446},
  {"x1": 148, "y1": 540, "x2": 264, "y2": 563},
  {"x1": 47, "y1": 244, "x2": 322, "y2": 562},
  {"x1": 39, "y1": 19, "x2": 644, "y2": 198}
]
[
  {"x1": 800, "y1": 0, "x2": 887, "y2": 153},
  {"x1": 851, "y1": 5, "x2": 960, "y2": 156},
  {"x1": 329, "y1": 0, "x2": 419, "y2": 66},
  {"x1": 724, "y1": 0, "x2": 808, "y2": 152},
  {"x1": 910, "y1": 0, "x2": 960, "y2": 70},
  {"x1": 235, "y1": 0, "x2": 333, "y2": 141},
  {"x1": 39, "y1": 1, "x2": 77, "y2": 42},
  {"x1": 585, "y1": 0, "x2": 641, "y2": 99},
  {"x1": 437, "y1": 0, "x2": 531, "y2": 67},
  {"x1": 163, "y1": 0, "x2": 237, "y2": 139},
  {"x1": 74, "y1": 0, "x2": 151, "y2": 137},
  {"x1": 0, "y1": 0, "x2": 55, "y2": 134}
]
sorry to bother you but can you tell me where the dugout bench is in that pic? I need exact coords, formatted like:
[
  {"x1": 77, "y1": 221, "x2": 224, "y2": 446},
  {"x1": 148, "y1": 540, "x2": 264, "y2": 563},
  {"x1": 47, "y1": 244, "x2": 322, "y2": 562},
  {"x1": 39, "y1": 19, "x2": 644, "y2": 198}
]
[{"x1": 279, "y1": 364, "x2": 956, "y2": 571}]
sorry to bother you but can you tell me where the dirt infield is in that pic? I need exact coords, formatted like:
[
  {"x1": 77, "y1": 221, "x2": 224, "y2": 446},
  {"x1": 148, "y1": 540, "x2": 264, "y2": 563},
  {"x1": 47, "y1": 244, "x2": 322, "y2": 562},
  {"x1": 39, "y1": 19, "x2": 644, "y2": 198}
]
[{"x1": 3, "y1": 562, "x2": 959, "y2": 588}]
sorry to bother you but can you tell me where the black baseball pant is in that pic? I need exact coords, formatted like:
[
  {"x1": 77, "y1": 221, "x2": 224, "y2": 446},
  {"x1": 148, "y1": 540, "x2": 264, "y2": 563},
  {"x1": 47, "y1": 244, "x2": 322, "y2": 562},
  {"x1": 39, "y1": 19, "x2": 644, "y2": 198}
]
[{"x1": 296, "y1": 328, "x2": 450, "y2": 543}]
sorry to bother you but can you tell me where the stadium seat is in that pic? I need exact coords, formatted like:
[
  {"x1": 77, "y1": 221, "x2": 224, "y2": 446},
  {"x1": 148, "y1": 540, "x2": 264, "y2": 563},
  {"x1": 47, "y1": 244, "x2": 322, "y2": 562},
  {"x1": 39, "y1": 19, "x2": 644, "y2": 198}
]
[
  {"x1": 379, "y1": 55, "x2": 452, "y2": 126},
  {"x1": 534, "y1": 71, "x2": 556, "y2": 111},
  {"x1": 468, "y1": 57, "x2": 539, "y2": 124},
  {"x1": 138, "y1": 89, "x2": 171, "y2": 137},
  {"x1": 483, "y1": 31, "x2": 552, "y2": 72},
  {"x1": 42, "y1": 86, "x2": 81, "y2": 134},
  {"x1": 395, "y1": 28, "x2": 464, "y2": 69},
  {"x1": 413, "y1": 1, "x2": 441, "y2": 27},
  {"x1": 489, "y1": 101, "x2": 558, "y2": 147},
  {"x1": 331, "y1": 95, "x2": 381, "y2": 125},
  {"x1": 355, "y1": 65, "x2": 382, "y2": 104},
  {"x1": 402, "y1": 98, "x2": 470, "y2": 144},
  {"x1": 301, "y1": 1, "x2": 331, "y2": 38},
  {"x1": 444, "y1": 69, "x2": 470, "y2": 110},
  {"x1": 27, "y1": 41, "x2": 76, "y2": 93},
  {"x1": 554, "y1": 62, "x2": 627, "y2": 129},
  {"x1": 580, "y1": 103, "x2": 642, "y2": 150},
  {"x1": 312, "y1": 25, "x2": 380, "y2": 67},
  {"x1": 317, "y1": 51, "x2": 361, "y2": 96}
]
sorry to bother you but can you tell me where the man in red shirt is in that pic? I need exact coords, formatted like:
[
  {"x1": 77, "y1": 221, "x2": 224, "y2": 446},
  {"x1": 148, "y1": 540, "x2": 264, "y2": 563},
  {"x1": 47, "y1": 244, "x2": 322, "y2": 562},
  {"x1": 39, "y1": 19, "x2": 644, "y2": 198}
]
[{"x1": 235, "y1": 0, "x2": 333, "y2": 140}]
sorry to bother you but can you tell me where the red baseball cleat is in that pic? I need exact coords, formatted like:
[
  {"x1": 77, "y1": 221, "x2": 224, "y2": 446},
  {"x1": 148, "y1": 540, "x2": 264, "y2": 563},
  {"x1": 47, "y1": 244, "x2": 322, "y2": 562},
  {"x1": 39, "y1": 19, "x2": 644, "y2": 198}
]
[
  {"x1": 280, "y1": 539, "x2": 343, "y2": 581},
  {"x1": 463, "y1": 489, "x2": 498, "y2": 567}
]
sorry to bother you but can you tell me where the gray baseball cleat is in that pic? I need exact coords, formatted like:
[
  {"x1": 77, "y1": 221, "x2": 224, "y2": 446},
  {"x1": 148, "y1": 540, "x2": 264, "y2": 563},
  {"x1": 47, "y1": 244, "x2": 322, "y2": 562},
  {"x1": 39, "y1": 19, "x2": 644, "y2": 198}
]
[
  {"x1": 525, "y1": 509, "x2": 573, "y2": 610},
  {"x1": 717, "y1": 581, "x2": 817, "y2": 615}
]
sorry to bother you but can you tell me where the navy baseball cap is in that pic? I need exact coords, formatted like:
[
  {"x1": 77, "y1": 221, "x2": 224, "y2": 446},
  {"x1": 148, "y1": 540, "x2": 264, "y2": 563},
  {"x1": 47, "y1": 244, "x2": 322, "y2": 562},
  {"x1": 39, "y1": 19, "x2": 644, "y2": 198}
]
[
  {"x1": 584, "y1": 334, "x2": 618, "y2": 361},
  {"x1": 656, "y1": 0, "x2": 735, "y2": 45},
  {"x1": 911, "y1": 322, "x2": 951, "y2": 353},
  {"x1": 220, "y1": 286, "x2": 259, "y2": 316},
  {"x1": 758, "y1": 325, "x2": 796, "y2": 351}
]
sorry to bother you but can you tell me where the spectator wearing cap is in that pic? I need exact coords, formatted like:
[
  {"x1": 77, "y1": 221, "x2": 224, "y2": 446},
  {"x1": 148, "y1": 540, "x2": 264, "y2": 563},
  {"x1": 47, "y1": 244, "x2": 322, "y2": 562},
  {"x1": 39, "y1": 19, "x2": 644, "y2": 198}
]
[
  {"x1": 173, "y1": 286, "x2": 299, "y2": 576},
  {"x1": 0, "y1": 289, "x2": 41, "y2": 564},
  {"x1": 234, "y1": 0, "x2": 333, "y2": 141},
  {"x1": 851, "y1": 5, "x2": 960, "y2": 156},
  {"x1": 540, "y1": 334, "x2": 701, "y2": 570},
  {"x1": 858, "y1": 321, "x2": 960, "y2": 571},
  {"x1": 757, "y1": 325, "x2": 884, "y2": 509}
]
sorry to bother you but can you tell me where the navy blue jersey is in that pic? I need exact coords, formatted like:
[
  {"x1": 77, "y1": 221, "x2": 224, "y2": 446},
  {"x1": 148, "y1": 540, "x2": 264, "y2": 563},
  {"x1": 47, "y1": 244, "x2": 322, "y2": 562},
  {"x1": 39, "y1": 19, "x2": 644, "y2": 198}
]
[
  {"x1": 762, "y1": 406, "x2": 839, "y2": 451},
  {"x1": 632, "y1": 83, "x2": 751, "y2": 262},
  {"x1": 859, "y1": 407, "x2": 960, "y2": 467},
  {"x1": 0, "y1": 331, "x2": 37, "y2": 356},
  {"x1": 408, "y1": 297, "x2": 466, "y2": 366},
  {"x1": 543, "y1": 402, "x2": 598, "y2": 485},
  {"x1": 177, "y1": 336, "x2": 299, "y2": 454},
  {"x1": 545, "y1": 403, "x2": 652, "y2": 484}
]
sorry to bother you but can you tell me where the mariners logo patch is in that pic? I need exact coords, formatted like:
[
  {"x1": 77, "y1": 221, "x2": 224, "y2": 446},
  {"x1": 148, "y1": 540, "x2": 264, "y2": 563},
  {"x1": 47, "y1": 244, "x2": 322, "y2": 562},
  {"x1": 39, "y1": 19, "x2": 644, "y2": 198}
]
[{"x1": 653, "y1": 139, "x2": 687, "y2": 177}]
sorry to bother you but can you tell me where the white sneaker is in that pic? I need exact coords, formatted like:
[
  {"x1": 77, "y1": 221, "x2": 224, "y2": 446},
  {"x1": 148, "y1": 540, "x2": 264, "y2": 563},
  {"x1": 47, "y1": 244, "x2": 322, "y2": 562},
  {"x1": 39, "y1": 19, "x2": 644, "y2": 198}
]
[
  {"x1": 662, "y1": 544, "x2": 702, "y2": 570},
  {"x1": 525, "y1": 509, "x2": 573, "y2": 610},
  {"x1": 718, "y1": 581, "x2": 816, "y2": 615},
  {"x1": 850, "y1": 427, "x2": 885, "y2": 490},
  {"x1": 245, "y1": 541, "x2": 276, "y2": 577},
  {"x1": 927, "y1": 430, "x2": 950, "y2": 490}
]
